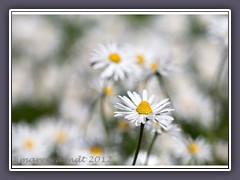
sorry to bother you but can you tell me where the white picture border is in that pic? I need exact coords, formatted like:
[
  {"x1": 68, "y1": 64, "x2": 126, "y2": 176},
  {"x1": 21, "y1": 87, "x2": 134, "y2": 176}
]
[{"x1": 9, "y1": 9, "x2": 231, "y2": 171}]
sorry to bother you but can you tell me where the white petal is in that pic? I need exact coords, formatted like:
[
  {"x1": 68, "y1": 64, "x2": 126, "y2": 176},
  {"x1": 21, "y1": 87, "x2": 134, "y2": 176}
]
[
  {"x1": 133, "y1": 92, "x2": 141, "y2": 104},
  {"x1": 148, "y1": 95, "x2": 155, "y2": 104},
  {"x1": 152, "y1": 98, "x2": 169, "y2": 110},
  {"x1": 115, "y1": 103, "x2": 133, "y2": 111},
  {"x1": 118, "y1": 96, "x2": 136, "y2": 109},
  {"x1": 156, "y1": 115, "x2": 174, "y2": 121},
  {"x1": 153, "y1": 102, "x2": 171, "y2": 113},
  {"x1": 125, "y1": 112, "x2": 139, "y2": 120},
  {"x1": 127, "y1": 91, "x2": 139, "y2": 106},
  {"x1": 142, "y1": 89, "x2": 148, "y2": 101}
]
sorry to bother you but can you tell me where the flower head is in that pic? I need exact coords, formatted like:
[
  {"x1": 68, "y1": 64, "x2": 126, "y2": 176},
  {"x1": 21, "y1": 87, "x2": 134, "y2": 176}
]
[
  {"x1": 90, "y1": 43, "x2": 137, "y2": 81},
  {"x1": 114, "y1": 89, "x2": 174, "y2": 126},
  {"x1": 177, "y1": 136, "x2": 212, "y2": 165}
]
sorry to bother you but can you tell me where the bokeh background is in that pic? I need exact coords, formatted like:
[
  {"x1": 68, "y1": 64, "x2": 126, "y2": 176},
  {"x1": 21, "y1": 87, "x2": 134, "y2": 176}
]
[{"x1": 11, "y1": 14, "x2": 229, "y2": 166}]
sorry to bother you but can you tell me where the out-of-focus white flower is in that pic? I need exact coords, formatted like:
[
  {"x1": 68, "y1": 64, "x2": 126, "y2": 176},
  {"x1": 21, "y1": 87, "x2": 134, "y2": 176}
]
[
  {"x1": 126, "y1": 45, "x2": 155, "y2": 67},
  {"x1": 12, "y1": 122, "x2": 52, "y2": 165},
  {"x1": 12, "y1": 59, "x2": 34, "y2": 104},
  {"x1": 177, "y1": 136, "x2": 212, "y2": 165},
  {"x1": 59, "y1": 136, "x2": 119, "y2": 165},
  {"x1": 145, "y1": 119, "x2": 181, "y2": 138},
  {"x1": 12, "y1": 16, "x2": 61, "y2": 60},
  {"x1": 171, "y1": 74, "x2": 215, "y2": 129},
  {"x1": 146, "y1": 55, "x2": 181, "y2": 76},
  {"x1": 114, "y1": 89, "x2": 174, "y2": 126},
  {"x1": 208, "y1": 16, "x2": 228, "y2": 47},
  {"x1": 194, "y1": 39, "x2": 223, "y2": 84},
  {"x1": 90, "y1": 43, "x2": 137, "y2": 81},
  {"x1": 36, "y1": 118, "x2": 81, "y2": 157},
  {"x1": 214, "y1": 140, "x2": 228, "y2": 164}
]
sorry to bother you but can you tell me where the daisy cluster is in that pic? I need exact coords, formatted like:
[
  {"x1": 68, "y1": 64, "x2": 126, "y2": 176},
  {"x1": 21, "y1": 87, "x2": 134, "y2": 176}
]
[{"x1": 12, "y1": 14, "x2": 229, "y2": 166}]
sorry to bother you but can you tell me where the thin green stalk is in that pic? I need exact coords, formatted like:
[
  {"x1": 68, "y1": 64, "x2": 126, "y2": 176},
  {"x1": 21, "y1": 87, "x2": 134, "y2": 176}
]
[
  {"x1": 210, "y1": 48, "x2": 228, "y2": 125},
  {"x1": 84, "y1": 96, "x2": 99, "y2": 136},
  {"x1": 100, "y1": 91, "x2": 110, "y2": 138},
  {"x1": 132, "y1": 123, "x2": 145, "y2": 165},
  {"x1": 155, "y1": 72, "x2": 172, "y2": 102},
  {"x1": 144, "y1": 132, "x2": 158, "y2": 165}
]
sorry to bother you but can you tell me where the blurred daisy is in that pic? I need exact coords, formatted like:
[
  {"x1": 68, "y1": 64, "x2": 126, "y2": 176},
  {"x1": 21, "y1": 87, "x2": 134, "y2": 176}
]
[
  {"x1": 12, "y1": 122, "x2": 52, "y2": 165},
  {"x1": 37, "y1": 118, "x2": 81, "y2": 156},
  {"x1": 90, "y1": 43, "x2": 137, "y2": 81},
  {"x1": 114, "y1": 89, "x2": 174, "y2": 126},
  {"x1": 147, "y1": 55, "x2": 180, "y2": 76},
  {"x1": 128, "y1": 46, "x2": 154, "y2": 67},
  {"x1": 208, "y1": 17, "x2": 228, "y2": 47},
  {"x1": 177, "y1": 136, "x2": 212, "y2": 165},
  {"x1": 145, "y1": 120, "x2": 181, "y2": 138}
]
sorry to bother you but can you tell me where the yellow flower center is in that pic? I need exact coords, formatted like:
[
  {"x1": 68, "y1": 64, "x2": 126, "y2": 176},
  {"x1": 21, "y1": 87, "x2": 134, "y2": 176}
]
[
  {"x1": 104, "y1": 86, "x2": 113, "y2": 95},
  {"x1": 188, "y1": 143, "x2": 199, "y2": 153},
  {"x1": 109, "y1": 53, "x2": 121, "y2": 63},
  {"x1": 136, "y1": 101, "x2": 153, "y2": 115},
  {"x1": 90, "y1": 146, "x2": 103, "y2": 155},
  {"x1": 151, "y1": 62, "x2": 158, "y2": 71},
  {"x1": 23, "y1": 139, "x2": 34, "y2": 150},
  {"x1": 56, "y1": 130, "x2": 67, "y2": 143},
  {"x1": 136, "y1": 55, "x2": 144, "y2": 64}
]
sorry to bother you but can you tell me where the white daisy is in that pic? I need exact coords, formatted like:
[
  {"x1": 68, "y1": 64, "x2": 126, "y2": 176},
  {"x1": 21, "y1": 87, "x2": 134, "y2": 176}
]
[
  {"x1": 145, "y1": 120, "x2": 181, "y2": 138},
  {"x1": 90, "y1": 43, "x2": 136, "y2": 81},
  {"x1": 177, "y1": 136, "x2": 212, "y2": 165},
  {"x1": 12, "y1": 122, "x2": 52, "y2": 165},
  {"x1": 146, "y1": 55, "x2": 180, "y2": 76},
  {"x1": 114, "y1": 89, "x2": 174, "y2": 126},
  {"x1": 36, "y1": 118, "x2": 81, "y2": 157}
]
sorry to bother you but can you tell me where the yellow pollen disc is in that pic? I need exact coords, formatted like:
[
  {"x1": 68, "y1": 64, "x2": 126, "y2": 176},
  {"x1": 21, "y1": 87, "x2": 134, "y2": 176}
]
[
  {"x1": 188, "y1": 143, "x2": 199, "y2": 153},
  {"x1": 151, "y1": 63, "x2": 158, "y2": 71},
  {"x1": 136, "y1": 55, "x2": 144, "y2": 64},
  {"x1": 90, "y1": 146, "x2": 103, "y2": 155},
  {"x1": 104, "y1": 86, "x2": 113, "y2": 95},
  {"x1": 23, "y1": 139, "x2": 34, "y2": 149},
  {"x1": 56, "y1": 130, "x2": 67, "y2": 143},
  {"x1": 118, "y1": 119, "x2": 129, "y2": 130},
  {"x1": 136, "y1": 101, "x2": 153, "y2": 115},
  {"x1": 109, "y1": 53, "x2": 121, "y2": 63}
]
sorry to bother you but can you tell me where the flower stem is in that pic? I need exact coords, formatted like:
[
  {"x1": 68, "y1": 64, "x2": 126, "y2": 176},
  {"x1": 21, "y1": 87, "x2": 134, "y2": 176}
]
[
  {"x1": 155, "y1": 72, "x2": 172, "y2": 102},
  {"x1": 100, "y1": 91, "x2": 110, "y2": 138},
  {"x1": 132, "y1": 123, "x2": 145, "y2": 165},
  {"x1": 84, "y1": 96, "x2": 99, "y2": 136},
  {"x1": 144, "y1": 132, "x2": 158, "y2": 165}
]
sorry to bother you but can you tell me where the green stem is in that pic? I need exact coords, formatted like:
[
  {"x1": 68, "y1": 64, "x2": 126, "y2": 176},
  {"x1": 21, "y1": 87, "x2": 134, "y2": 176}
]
[
  {"x1": 84, "y1": 96, "x2": 99, "y2": 136},
  {"x1": 132, "y1": 123, "x2": 145, "y2": 165},
  {"x1": 155, "y1": 72, "x2": 172, "y2": 102},
  {"x1": 210, "y1": 48, "x2": 228, "y2": 126},
  {"x1": 144, "y1": 132, "x2": 158, "y2": 165},
  {"x1": 100, "y1": 91, "x2": 110, "y2": 139}
]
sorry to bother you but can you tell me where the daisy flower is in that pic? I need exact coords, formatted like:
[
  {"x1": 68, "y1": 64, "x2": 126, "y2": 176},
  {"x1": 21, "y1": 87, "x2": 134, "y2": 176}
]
[
  {"x1": 177, "y1": 136, "x2": 212, "y2": 165},
  {"x1": 146, "y1": 55, "x2": 180, "y2": 76},
  {"x1": 114, "y1": 89, "x2": 174, "y2": 126},
  {"x1": 90, "y1": 43, "x2": 137, "y2": 81},
  {"x1": 145, "y1": 120, "x2": 181, "y2": 138},
  {"x1": 12, "y1": 122, "x2": 52, "y2": 165},
  {"x1": 36, "y1": 118, "x2": 81, "y2": 157}
]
